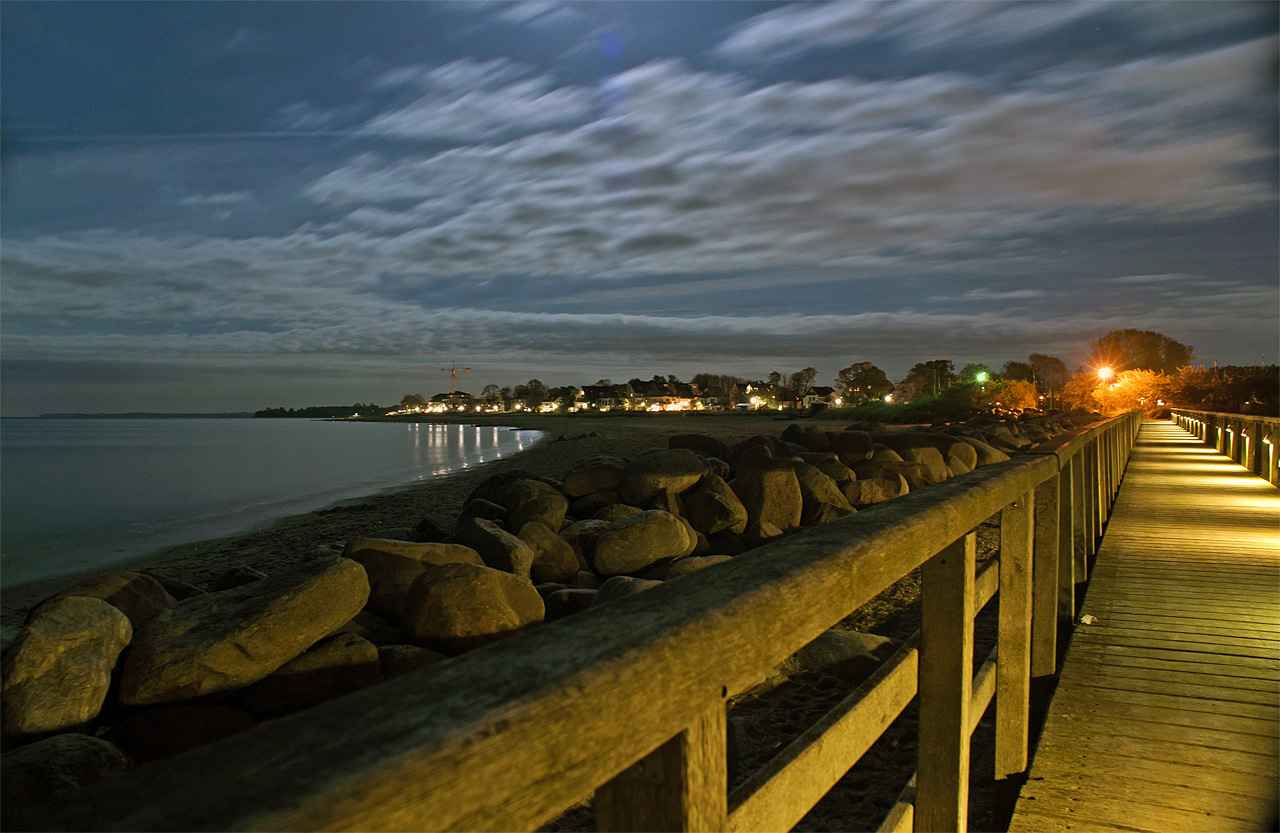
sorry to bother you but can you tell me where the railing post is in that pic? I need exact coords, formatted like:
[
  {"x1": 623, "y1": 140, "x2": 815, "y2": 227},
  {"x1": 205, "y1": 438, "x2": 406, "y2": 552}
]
[
  {"x1": 996, "y1": 491, "x2": 1033, "y2": 781},
  {"x1": 596, "y1": 705, "x2": 728, "y2": 832},
  {"x1": 915, "y1": 532, "x2": 975, "y2": 833},
  {"x1": 1071, "y1": 450, "x2": 1088, "y2": 585},
  {"x1": 1031, "y1": 474, "x2": 1060, "y2": 679},
  {"x1": 1082, "y1": 441, "x2": 1098, "y2": 561},
  {"x1": 1058, "y1": 459, "x2": 1077, "y2": 625}
]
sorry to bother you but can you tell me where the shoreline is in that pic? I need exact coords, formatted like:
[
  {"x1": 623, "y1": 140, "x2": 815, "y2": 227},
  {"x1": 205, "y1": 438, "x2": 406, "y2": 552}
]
[{"x1": 1, "y1": 413, "x2": 789, "y2": 626}]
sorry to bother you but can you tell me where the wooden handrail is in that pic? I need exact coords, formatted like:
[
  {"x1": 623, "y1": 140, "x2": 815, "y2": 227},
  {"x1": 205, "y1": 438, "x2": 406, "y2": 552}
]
[
  {"x1": 1171, "y1": 409, "x2": 1279, "y2": 485},
  {"x1": 44, "y1": 412, "x2": 1142, "y2": 833}
]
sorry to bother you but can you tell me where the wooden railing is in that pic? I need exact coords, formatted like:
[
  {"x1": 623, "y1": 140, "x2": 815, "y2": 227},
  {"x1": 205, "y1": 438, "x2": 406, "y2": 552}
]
[
  {"x1": 1171, "y1": 409, "x2": 1279, "y2": 486},
  {"x1": 47, "y1": 412, "x2": 1143, "y2": 833}
]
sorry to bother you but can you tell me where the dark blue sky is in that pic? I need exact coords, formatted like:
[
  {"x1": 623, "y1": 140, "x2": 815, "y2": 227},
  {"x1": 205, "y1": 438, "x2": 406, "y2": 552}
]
[{"x1": 2, "y1": 1, "x2": 1276, "y2": 414}]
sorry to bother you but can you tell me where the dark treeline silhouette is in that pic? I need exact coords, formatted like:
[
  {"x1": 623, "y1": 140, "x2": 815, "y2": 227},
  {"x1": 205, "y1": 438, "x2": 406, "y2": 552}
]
[{"x1": 254, "y1": 403, "x2": 385, "y2": 419}]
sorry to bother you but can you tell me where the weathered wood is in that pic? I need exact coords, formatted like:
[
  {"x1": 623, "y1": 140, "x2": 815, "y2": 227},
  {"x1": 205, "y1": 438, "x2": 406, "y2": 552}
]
[
  {"x1": 726, "y1": 637, "x2": 919, "y2": 833},
  {"x1": 876, "y1": 774, "x2": 916, "y2": 833},
  {"x1": 1031, "y1": 475, "x2": 1060, "y2": 678},
  {"x1": 1071, "y1": 452, "x2": 1088, "y2": 582},
  {"x1": 1013, "y1": 421, "x2": 1280, "y2": 833},
  {"x1": 973, "y1": 558, "x2": 999, "y2": 612},
  {"x1": 914, "y1": 532, "x2": 975, "y2": 833},
  {"x1": 597, "y1": 706, "x2": 727, "y2": 832},
  {"x1": 969, "y1": 647, "x2": 997, "y2": 735},
  {"x1": 995, "y1": 491, "x2": 1033, "y2": 780},
  {"x1": 1056, "y1": 459, "x2": 1076, "y2": 623}
]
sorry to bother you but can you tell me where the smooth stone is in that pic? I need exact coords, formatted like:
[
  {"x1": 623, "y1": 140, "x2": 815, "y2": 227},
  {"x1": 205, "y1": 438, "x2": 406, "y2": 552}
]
[{"x1": 401, "y1": 563, "x2": 544, "y2": 652}]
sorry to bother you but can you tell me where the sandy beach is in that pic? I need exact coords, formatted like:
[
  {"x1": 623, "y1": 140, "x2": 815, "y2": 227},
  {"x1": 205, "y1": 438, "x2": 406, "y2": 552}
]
[{"x1": 1, "y1": 412, "x2": 798, "y2": 627}]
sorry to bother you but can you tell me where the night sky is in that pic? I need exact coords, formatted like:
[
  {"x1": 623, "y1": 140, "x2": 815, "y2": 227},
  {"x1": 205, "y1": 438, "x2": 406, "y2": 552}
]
[{"x1": 2, "y1": 1, "x2": 1276, "y2": 415}]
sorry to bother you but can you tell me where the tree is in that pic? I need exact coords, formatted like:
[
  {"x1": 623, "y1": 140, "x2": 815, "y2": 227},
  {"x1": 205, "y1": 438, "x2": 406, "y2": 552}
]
[
  {"x1": 400, "y1": 393, "x2": 427, "y2": 410},
  {"x1": 1001, "y1": 361, "x2": 1034, "y2": 383},
  {"x1": 480, "y1": 384, "x2": 500, "y2": 405},
  {"x1": 1028, "y1": 353, "x2": 1071, "y2": 405},
  {"x1": 835, "y1": 362, "x2": 893, "y2": 404},
  {"x1": 994, "y1": 379, "x2": 1038, "y2": 410},
  {"x1": 1088, "y1": 329, "x2": 1193, "y2": 376},
  {"x1": 960, "y1": 363, "x2": 991, "y2": 383},
  {"x1": 790, "y1": 367, "x2": 818, "y2": 397},
  {"x1": 896, "y1": 360, "x2": 956, "y2": 401},
  {"x1": 1094, "y1": 369, "x2": 1175, "y2": 416},
  {"x1": 593, "y1": 378, "x2": 612, "y2": 386},
  {"x1": 518, "y1": 379, "x2": 548, "y2": 409}
]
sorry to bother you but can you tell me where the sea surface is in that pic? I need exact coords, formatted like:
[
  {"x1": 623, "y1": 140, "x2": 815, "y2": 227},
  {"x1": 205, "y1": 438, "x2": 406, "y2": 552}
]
[{"x1": 0, "y1": 418, "x2": 543, "y2": 587}]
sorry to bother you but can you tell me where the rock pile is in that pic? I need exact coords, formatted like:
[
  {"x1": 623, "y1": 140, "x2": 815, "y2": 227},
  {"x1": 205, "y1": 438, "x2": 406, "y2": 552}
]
[{"x1": 0, "y1": 411, "x2": 1091, "y2": 823}]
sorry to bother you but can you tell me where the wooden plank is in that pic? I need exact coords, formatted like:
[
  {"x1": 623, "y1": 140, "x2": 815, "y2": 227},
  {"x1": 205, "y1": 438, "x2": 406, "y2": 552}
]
[
  {"x1": 1040, "y1": 690, "x2": 1279, "y2": 741},
  {"x1": 1008, "y1": 807, "x2": 1149, "y2": 832},
  {"x1": 969, "y1": 647, "x2": 996, "y2": 736},
  {"x1": 914, "y1": 532, "x2": 975, "y2": 833},
  {"x1": 1068, "y1": 625, "x2": 1279, "y2": 651},
  {"x1": 1023, "y1": 746, "x2": 1278, "y2": 801},
  {"x1": 973, "y1": 558, "x2": 999, "y2": 612},
  {"x1": 597, "y1": 705, "x2": 728, "y2": 832},
  {"x1": 1033, "y1": 714, "x2": 1279, "y2": 778},
  {"x1": 875, "y1": 774, "x2": 916, "y2": 833},
  {"x1": 726, "y1": 638, "x2": 919, "y2": 833},
  {"x1": 1068, "y1": 631, "x2": 1280, "y2": 660},
  {"x1": 1016, "y1": 782, "x2": 1265, "y2": 831},
  {"x1": 1057, "y1": 659, "x2": 1279, "y2": 694},
  {"x1": 995, "y1": 491, "x2": 1033, "y2": 780},
  {"x1": 1050, "y1": 679, "x2": 1277, "y2": 719},
  {"x1": 1065, "y1": 645, "x2": 1280, "y2": 680},
  {"x1": 1080, "y1": 600, "x2": 1280, "y2": 626},
  {"x1": 1079, "y1": 613, "x2": 1280, "y2": 640},
  {"x1": 1057, "y1": 459, "x2": 1076, "y2": 624},
  {"x1": 1038, "y1": 705, "x2": 1279, "y2": 753}
]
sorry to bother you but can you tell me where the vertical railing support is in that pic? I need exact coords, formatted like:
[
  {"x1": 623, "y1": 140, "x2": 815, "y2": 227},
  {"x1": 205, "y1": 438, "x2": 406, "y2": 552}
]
[
  {"x1": 996, "y1": 492, "x2": 1034, "y2": 780},
  {"x1": 1057, "y1": 459, "x2": 1077, "y2": 626},
  {"x1": 915, "y1": 532, "x2": 976, "y2": 833},
  {"x1": 1031, "y1": 474, "x2": 1060, "y2": 678},
  {"x1": 597, "y1": 706, "x2": 728, "y2": 832}
]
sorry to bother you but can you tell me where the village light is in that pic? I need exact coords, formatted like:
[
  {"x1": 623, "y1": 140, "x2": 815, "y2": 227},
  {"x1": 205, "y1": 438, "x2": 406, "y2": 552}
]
[
  {"x1": 975, "y1": 371, "x2": 988, "y2": 383},
  {"x1": 884, "y1": 394, "x2": 892, "y2": 403}
]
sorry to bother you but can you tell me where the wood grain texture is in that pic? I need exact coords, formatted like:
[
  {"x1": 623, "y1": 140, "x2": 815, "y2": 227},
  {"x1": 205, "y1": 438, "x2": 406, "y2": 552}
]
[
  {"x1": 1011, "y1": 421, "x2": 1280, "y2": 833},
  {"x1": 995, "y1": 491, "x2": 1033, "y2": 779}
]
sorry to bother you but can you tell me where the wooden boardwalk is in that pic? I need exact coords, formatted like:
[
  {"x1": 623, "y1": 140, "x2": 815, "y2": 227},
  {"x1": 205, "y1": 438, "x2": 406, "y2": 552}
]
[{"x1": 1010, "y1": 421, "x2": 1280, "y2": 832}]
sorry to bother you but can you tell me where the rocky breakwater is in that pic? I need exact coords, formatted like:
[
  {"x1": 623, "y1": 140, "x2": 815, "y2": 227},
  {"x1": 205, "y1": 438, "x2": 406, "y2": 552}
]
[{"x1": 0, "y1": 410, "x2": 1093, "y2": 827}]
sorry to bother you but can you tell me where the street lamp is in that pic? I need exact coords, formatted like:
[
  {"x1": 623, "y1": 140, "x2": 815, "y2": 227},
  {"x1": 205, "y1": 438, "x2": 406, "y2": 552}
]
[{"x1": 1097, "y1": 366, "x2": 1114, "y2": 382}]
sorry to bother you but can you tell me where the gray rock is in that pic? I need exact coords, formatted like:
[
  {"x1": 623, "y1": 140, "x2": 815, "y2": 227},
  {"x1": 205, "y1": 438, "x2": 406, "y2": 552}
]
[
  {"x1": 683, "y1": 475, "x2": 749, "y2": 536},
  {"x1": 570, "y1": 489, "x2": 622, "y2": 518},
  {"x1": 812, "y1": 456, "x2": 855, "y2": 485},
  {"x1": 843, "y1": 474, "x2": 910, "y2": 508},
  {"x1": 345, "y1": 543, "x2": 483, "y2": 621},
  {"x1": 118, "y1": 556, "x2": 369, "y2": 706},
  {"x1": 332, "y1": 609, "x2": 402, "y2": 646},
  {"x1": 560, "y1": 518, "x2": 611, "y2": 564},
  {"x1": 2, "y1": 596, "x2": 132, "y2": 736},
  {"x1": 618, "y1": 448, "x2": 710, "y2": 505},
  {"x1": 591, "y1": 576, "x2": 662, "y2": 607},
  {"x1": 237, "y1": 632, "x2": 381, "y2": 718},
  {"x1": 592, "y1": 503, "x2": 644, "y2": 522},
  {"x1": 457, "y1": 498, "x2": 508, "y2": 524},
  {"x1": 592, "y1": 510, "x2": 694, "y2": 577},
  {"x1": 1, "y1": 734, "x2": 131, "y2": 828},
  {"x1": 35, "y1": 572, "x2": 173, "y2": 630},
  {"x1": 401, "y1": 562, "x2": 544, "y2": 652},
  {"x1": 516, "y1": 522, "x2": 580, "y2": 584},
  {"x1": 665, "y1": 555, "x2": 733, "y2": 579},
  {"x1": 790, "y1": 461, "x2": 855, "y2": 525},
  {"x1": 509, "y1": 493, "x2": 569, "y2": 533},
  {"x1": 561, "y1": 456, "x2": 627, "y2": 498},
  {"x1": 829, "y1": 430, "x2": 875, "y2": 464},
  {"x1": 456, "y1": 517, "x2": 536, "y2": 579},
  {"x1": 544, "y1": 588, "x2": 597, "y2": 620},
  {"x1": 730, "y1": 461, "x2": 803, "y2": 531}
]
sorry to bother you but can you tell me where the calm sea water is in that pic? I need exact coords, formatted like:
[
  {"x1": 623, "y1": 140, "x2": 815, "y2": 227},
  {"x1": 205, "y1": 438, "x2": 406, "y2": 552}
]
[{"x1": 0, "y1": 419, "x2": 543, "y2": 586}]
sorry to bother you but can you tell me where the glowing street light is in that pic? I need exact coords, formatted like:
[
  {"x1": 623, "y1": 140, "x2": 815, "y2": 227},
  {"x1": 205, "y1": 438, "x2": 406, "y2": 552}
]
[
  {"x1": 1097, "y1": 366, "x2": 1115, "y2": 381},
  {"x1": 975, "y1": 371, "x2": 989, "y2": 383}
]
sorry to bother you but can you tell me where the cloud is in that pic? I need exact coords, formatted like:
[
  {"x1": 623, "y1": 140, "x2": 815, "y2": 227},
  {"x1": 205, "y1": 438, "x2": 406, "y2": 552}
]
[
  {"x1": 361, "y1": 59, "x2": 595, "y2": 140},
  {"x1": 180, "y1": 191, "x2": 254, "y2": 206}
]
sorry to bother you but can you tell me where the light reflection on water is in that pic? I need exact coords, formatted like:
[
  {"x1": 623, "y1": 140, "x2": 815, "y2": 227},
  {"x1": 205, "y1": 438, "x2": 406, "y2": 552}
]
[{"x1": 0, "y1": 419, "x2": 544, "y2": 586}]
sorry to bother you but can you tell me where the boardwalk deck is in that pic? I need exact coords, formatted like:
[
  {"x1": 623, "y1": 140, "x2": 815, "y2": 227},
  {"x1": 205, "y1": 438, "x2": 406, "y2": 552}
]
[{"x1": 1010, "y1": 421, "x2": 1280, "y2": 833}]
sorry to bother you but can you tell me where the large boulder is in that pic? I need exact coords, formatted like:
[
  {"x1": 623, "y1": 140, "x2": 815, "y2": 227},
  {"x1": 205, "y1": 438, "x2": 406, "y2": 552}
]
[
  {"x1": 592, "y1": 510, "x2": 695, "y2": 577},
  {"x1": 35, "y1": 572, "x2": 173, "y2": 630},
  {"x1": 345, "y1": 542, "x2": 483, "y2": 621},
  {"x1": 829, "y1": 431, "x2": 875, "y2": 465},
  {"x1": 2, "y1": 597, "x2": 132, "y2": 736},
  {"x1": 402, "y1": 563, "x2": 544, "y2": 652},
  {"x1": 964, "y1": 437, "x2": 1011, "y2": 466},
  {"x1": 1, "y1": 734, "x2": 132, "y2": 828},
  {"x1": 509, "y1": 493, "x2": 569, "y2": 533},
  {"x1": 853, "y1": 459, "x2": 935, "y2": 491},
  {"x1": 543, "y1": 588, "x2": 597, "y2": 620},
  {"x1": 456, "y1": 517, "x2": 536, "y2": 579},
  {"x1": 559, "y1": 518, "x2": 610, "y2": 565},
  {"x1": 730, "y1": 461, "x2": 803, "y2": 531},
  {"x1": 790, "y1": 461, "x2": 855, "y2": 526},
  {"x1": 117, "y1": 557, "x2": 369, "y2": 706},
  {"x1": 516, "y1": 521, "x2": 580, "y2": 584},
  {"x1": 843, "y1": 474, "x2": 910, "y2": 508},
  {"x1": 618, "y1": 449, "x2": 710, "y2": 505},
  {"x1": 682, "y1": 475, "x2": 749, "y2": 536},
  {"x1": 561, "y1": 456, "x2": 627, "y2": 499},
  {"x1": 237, "y1": 632, "x2": 381, "y2": 718}
]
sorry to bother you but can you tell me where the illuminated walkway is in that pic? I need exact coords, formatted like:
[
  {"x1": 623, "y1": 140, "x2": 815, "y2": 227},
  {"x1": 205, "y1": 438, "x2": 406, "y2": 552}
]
[{"x1": 1011, "y1": 421, "x2": 1280, "y2": 832}]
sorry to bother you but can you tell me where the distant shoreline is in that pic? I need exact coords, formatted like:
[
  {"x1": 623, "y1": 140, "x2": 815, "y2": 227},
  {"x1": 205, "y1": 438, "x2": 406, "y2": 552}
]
[{"x1": 29, "y1": 412, "x2": 256, "y2": 420}]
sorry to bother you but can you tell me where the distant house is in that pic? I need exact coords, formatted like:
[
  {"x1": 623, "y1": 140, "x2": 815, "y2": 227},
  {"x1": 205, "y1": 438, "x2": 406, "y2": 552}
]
[
  {"x1": 803, "y1": 385, "x2": 840, "y2": 409},
  {"x1": 429, "y1": 390, "x2": 477, "y2": 411},
  {"x1": 575, "y1": 383, "x2": 632, "y2": 411}
]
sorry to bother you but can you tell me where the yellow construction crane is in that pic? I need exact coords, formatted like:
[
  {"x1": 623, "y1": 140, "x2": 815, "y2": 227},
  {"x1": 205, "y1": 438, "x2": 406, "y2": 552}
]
[{"x1": 402, "y1": 360, "x2": 472, "y2": 395}]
